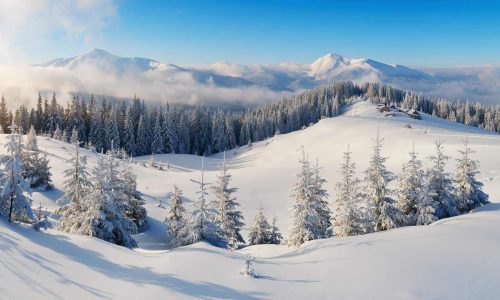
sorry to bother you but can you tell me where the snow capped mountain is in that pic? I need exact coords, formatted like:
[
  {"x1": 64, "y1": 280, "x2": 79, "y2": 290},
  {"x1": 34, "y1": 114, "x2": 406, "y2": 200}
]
[
  {"x1": 309, "y1": 53, "x2": 436, "y2": 83},
  {"x1": 40, "y1": 48, "x2": 172, "y2": 73},
  {"x1": 203, "y1": 53, "x2": 439, "y2": 91},
  {"x1": 39, "y1": 49, "x2": 255, "y2": 89},
  {"x1": 20, "y1": 49, "x2": 499, "y2": 105},
  {"x1": 39, "y1": 49, "x2": 437, "y2": 88}
]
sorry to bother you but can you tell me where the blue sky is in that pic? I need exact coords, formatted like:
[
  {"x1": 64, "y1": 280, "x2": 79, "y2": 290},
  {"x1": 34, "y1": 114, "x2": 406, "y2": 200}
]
[{"x1": 2, "y1": 0, "x2": 500, "y2": 66}]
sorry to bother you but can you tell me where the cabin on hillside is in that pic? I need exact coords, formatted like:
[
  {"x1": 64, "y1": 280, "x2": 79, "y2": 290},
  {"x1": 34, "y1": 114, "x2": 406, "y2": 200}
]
[{"x1": 405, "y1": 108, "x2": 421, "y2": 120}]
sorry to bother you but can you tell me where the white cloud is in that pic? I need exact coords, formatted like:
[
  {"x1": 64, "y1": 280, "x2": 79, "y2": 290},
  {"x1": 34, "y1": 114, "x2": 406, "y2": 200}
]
[
  {"x1": 0, "y1": 64, "x2": 293, "y2": 108},
  {"x1": 0, "y1": 0, "x2": 117, "y2": 62}
]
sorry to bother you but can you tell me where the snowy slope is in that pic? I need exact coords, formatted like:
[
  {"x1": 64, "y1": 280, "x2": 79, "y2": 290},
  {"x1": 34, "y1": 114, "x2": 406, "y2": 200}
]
[{"x1": 1, "y1": 101, "x2": 500, "y2": 299}]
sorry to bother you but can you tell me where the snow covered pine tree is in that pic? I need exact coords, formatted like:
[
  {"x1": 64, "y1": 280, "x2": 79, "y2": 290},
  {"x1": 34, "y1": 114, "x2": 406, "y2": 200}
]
[
  {"x1": 332, "y1": 146, "x2": 364, "y2": 236},
  {"x1": 22, "y1": 126, "x2": 53, "y2": 189},
  {"x1": 0, "y1": 122, "x2": 34, "y2": 223},
  {"x1": 363, "y1": 133, "x2": 404, "y2": 232},
  {"x1": 211, "y1": 156, "x2": 245, "y2": 249},
  {"x1": 453, "y1": 138, "x2": 489, "y2": 213}
]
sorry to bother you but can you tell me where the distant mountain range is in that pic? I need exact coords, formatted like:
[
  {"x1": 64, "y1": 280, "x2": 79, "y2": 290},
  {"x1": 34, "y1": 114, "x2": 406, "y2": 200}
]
[
  {"x1": 15, "y1": 48, "x2": 499, "y2": 105},
  {"x1": 38, "y1": 49, "x2": 442, "y2": 90}
]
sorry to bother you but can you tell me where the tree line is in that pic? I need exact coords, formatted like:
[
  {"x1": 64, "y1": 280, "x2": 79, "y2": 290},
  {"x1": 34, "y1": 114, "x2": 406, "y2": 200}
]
[{"x1": 1, "y1": 81, "x2": 498, "y2": 161}]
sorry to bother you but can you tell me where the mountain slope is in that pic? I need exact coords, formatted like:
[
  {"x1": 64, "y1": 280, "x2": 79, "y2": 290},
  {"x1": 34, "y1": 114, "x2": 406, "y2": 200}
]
[{"x1": 1, "y1": 101, "x2": 500, "y2": 298}]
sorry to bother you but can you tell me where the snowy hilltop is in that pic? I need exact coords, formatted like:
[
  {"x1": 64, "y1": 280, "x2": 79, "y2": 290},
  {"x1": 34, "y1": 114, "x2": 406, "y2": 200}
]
[{"x1": 1, "y1": 93, "x2": 500, "y2": 298}]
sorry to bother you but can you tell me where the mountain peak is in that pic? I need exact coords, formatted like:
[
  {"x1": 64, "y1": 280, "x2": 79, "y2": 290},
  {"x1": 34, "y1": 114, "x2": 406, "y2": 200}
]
[{"x1": 310, "y1": 53, "x2": 352, "y2": 76}]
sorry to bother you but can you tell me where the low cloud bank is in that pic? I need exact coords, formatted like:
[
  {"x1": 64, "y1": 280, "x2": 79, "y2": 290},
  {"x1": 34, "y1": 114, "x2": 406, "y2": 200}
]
[{"x1": 0, "y1": 64, "x2": 293, "y2": 107}]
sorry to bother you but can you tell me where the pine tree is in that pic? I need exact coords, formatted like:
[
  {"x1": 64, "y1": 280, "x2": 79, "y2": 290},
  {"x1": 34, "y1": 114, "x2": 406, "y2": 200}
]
[
  {"x1": 211, "y1": 157, "x2": 245, "y2": 248},
  {"x1": 164, "y1": 185, "x2": 186, "y2": 245},
  {"x1": 453, "y1": 138, "x2": 489, "y2": 213},
  {"x1": 396, "y1": 145, "x2": 425, "y2": 225},
  {"x1": 363, "y1": 133, "x2": 403, "y2": 232},
  {"x1": 332, "y1": 147, "x2": 363, "y2": 237},
  {"x1": 426, "y1": 141, "x2": 457, "y2": 219},
  {"x1": 21, "y1": 126, "x2": 52, "y2": 189},
  {"x1": 0, "y1": 123, "x2": 33, "y2": 222},
  {"x1": 248, "y1": 205, "x2": 272, "y2": 245}
]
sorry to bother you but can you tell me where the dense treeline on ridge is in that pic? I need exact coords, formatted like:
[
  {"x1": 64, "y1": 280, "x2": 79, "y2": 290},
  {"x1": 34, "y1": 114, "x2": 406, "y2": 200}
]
[{"x1": 0, "y1": 81, "x2": 498, "y2": 157}]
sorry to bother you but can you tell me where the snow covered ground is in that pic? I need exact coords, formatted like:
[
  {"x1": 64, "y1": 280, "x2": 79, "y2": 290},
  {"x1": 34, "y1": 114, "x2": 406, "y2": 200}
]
[{"x1": 1, "y1": 101, "x2": 500, "y2": 299}]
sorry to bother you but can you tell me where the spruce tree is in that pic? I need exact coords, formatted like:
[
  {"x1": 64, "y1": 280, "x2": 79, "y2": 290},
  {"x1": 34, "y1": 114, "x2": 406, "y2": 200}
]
[
  {"x1": 288, "y1": 148, "x2": 331, "y2": 246},
  {"x1": 332, "y1": 147, "x2": 363, "y2": 237},
  {"x1": 57, "y1": 146, "x2": 91, "y2": 206},
  {"x1": 363, "y1": 133, "x2": 404, "y2": 232},
  {"x1": 248, "y1": 205, "x2": 272, "y2": 245},
  {"x1": 453, "y1": 138, "x2": 489, "y2": 213},
  {"x1": 21, "y1": 126, "x2": 52, "y2": 189},
  {"x1": 211, "y1": 158, "x2": 245, "y2": 248},
  {"x1": 1, "y1": 123, "x2": 33, "y2": 222},
  {"x1": 269, "y1": 214, "x2": 283, "y2": 245},
  {"x1": 151, "y1": 114, "x2": 164, "y2": 154},
  {"x1": 396, "y1": 145, "x2": 425, "y2": 225},
  {"x1": 165, "y1": 185, "x2": 186, "y2": 245},
  {"x1": 59, "y1": 153, "x2": 138, "y2": 248},
  {"x1": 178, "y1": 157, "x2": 224, "y2": 247},
  {"x1": 426, "y1": 141, "x2": 457, "y2": 219},
  {"x1": 119, "y1": 157, "x2": 147, "y2": 228}
]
